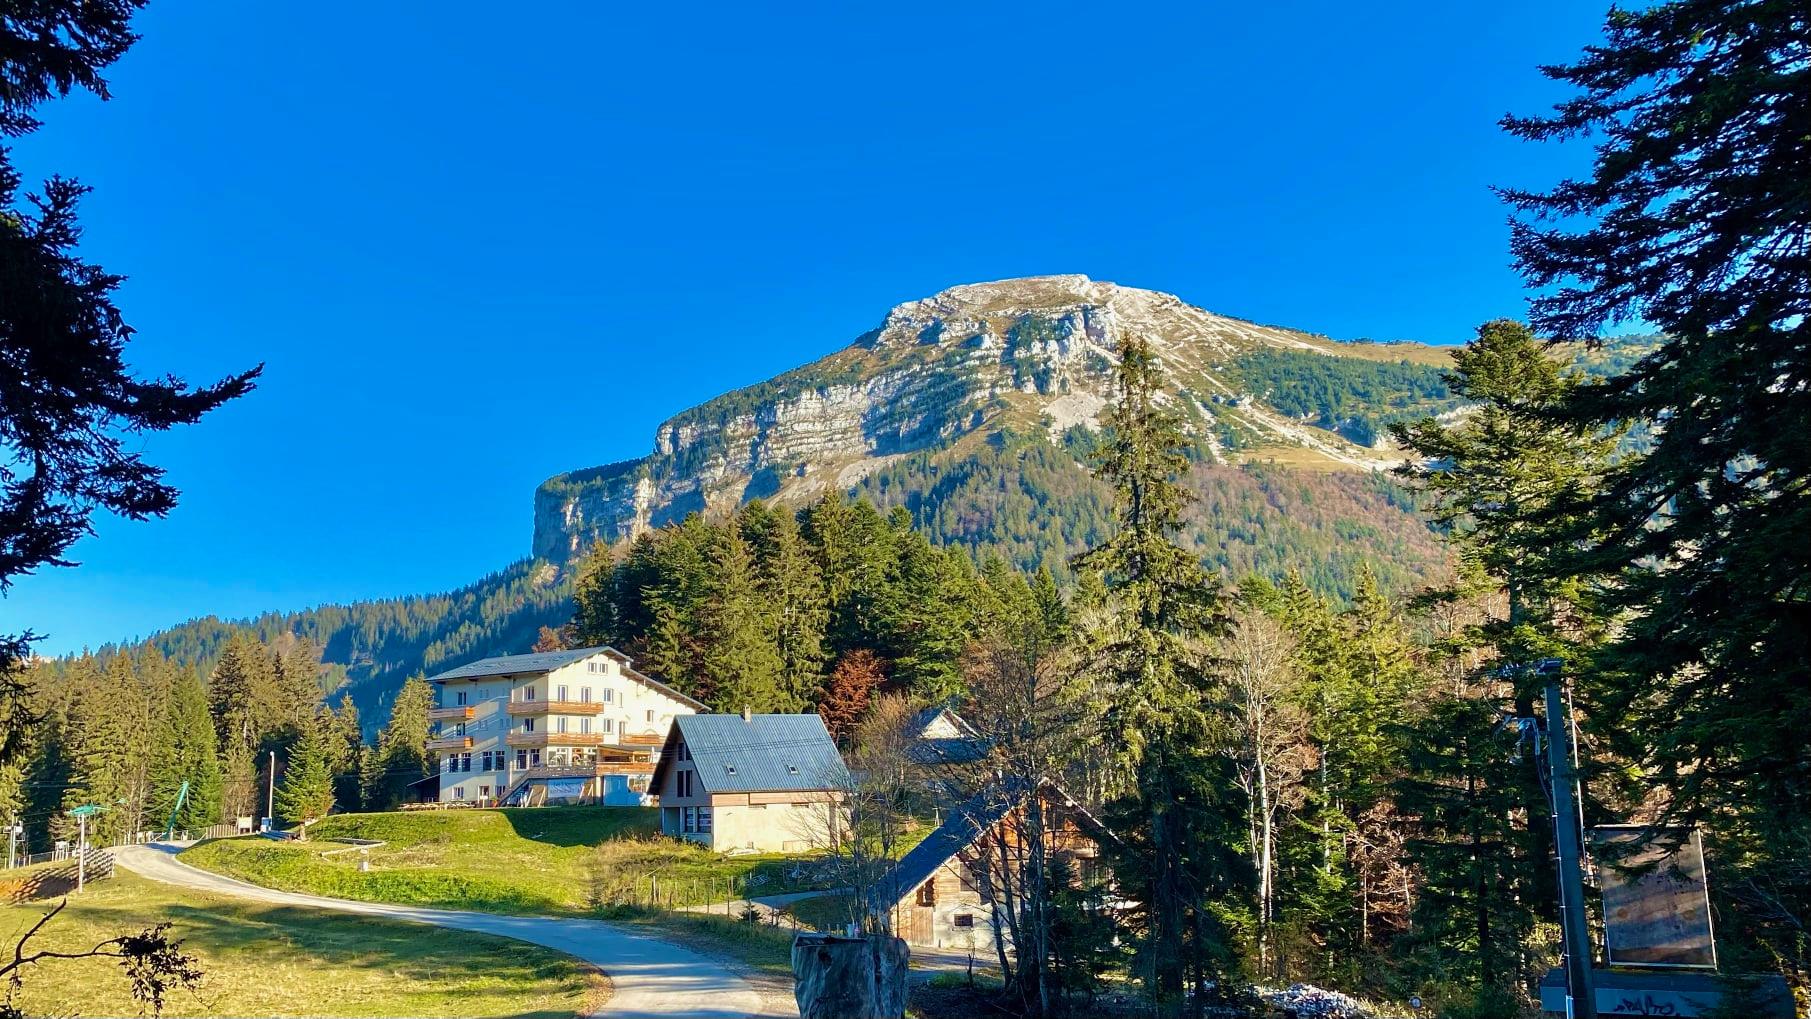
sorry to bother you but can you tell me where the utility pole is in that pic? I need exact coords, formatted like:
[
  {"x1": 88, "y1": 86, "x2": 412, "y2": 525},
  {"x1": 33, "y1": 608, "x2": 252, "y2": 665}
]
[
  {"x1": 1543, "y1": 664, "x2": 1597, "y2": 1019},
  {"x1": 266, "y1": 749, "x2": 277, "y2": 831},
  {"x1": 67, "y1": 804, "x2": 107, "y2": 893},
  {"x1": 6, "y1": 819, "x2": 19, "y2": 869}
]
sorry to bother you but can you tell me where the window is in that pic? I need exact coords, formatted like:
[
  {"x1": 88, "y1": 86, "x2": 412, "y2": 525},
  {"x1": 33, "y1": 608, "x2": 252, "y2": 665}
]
[
  {"x1": 581, "y1": 686, "x2": 591, "y2": 702},
  {"x1": 646, "y1": 710, "x2": 654, "y2": 722},
  {"x1": 557, "y1": 716, "x2": 569, "y2": 734},
  {"x1": 455, "y1": 689, "x2": 467, "y2": 706},
  {"x1": 516, "y1": 750, "x2": 528, "y2": 769},
  {"x1": 523, "y1": 718, "x2": 535, "y2": 733},
  {"x1": 479, "y1": 785, "x2": 491, "y2": 798},
  {"x1": 455, "y1": 722, "x2": 467, "y2": 736},
  {"x1": 725, "y1": 765, "x2": 737, "y2": 776},
  {"x1": 529, "y1": 749, "x2": 541, "y2": 767},
  {"x1": 682, "y1": 806, "x2": 697, "y2": 833},
  {"x1": 602, "y1": 718, "x2": 615, "y2": 734},
  {"x1": 580, "y1": 717, "x2": 592, "y2": 734},
  {"x1": 603, "y1": 688, "x2": 615, "y2": 703},
  {"x1": 453, "y1": 786, "x2": 465, "y2": 800},
  {"x1": 524, "y1": 686, "x2": 536, "y2": 701},
  {"x1": 459, "y1": 753, "x2": 472, "y2": 772},
  {"x1": 557, "y1": 684, "x2": 568, "y2": 702},
  {"x1": 676, "y1": 770, "x2": 693, "y2": 797},
  {"x1": 696, "y1": 807, "x2": 712, "y2": 833},
  {"x1": 953, "y1": 914, "x2": 974, "y2": 928},
  {"x1": 916, "y1": 882, "x2": 936, "y2": 907}
]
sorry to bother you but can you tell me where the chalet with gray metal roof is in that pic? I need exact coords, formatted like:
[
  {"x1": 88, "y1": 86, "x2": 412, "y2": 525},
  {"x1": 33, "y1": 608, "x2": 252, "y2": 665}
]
[{"x1": 651, "y1": 709, "x2": 850, "y2": 853}]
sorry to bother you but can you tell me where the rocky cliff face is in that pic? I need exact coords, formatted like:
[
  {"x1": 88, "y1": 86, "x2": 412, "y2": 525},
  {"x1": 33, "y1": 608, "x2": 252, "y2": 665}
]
[{"x1": 532, "y1": 275, "x2": 1457, "y2": 561}]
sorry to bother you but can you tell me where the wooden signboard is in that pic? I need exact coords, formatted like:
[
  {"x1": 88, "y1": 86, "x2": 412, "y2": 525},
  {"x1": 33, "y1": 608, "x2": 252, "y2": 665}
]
[{"x1": 1591, "y1": 825, "x2": 1717, "y2": 969}]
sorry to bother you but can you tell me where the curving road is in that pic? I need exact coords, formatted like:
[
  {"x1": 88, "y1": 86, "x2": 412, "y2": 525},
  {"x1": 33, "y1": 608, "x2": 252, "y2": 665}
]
[{"x1": 116, "y1": 845, "x2": 786, "y2": 1019}]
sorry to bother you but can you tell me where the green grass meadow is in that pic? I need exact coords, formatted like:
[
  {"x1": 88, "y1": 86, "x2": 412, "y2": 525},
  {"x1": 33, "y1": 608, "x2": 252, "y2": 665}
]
[
  {"x1": 181, "y1": 806, "x2": 835, "y2": 916},
  {"x1": 0, "y1": 871, "x2": 606, "y2": 1017}
]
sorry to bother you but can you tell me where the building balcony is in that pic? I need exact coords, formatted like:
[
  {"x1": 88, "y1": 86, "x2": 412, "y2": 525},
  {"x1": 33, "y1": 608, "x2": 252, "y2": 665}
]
[
  {"x1": 520, "y1": 760, "x2": 656, "y2": 781},
  {"x1": 505, "y1": 731, "x2": 609, "y2": 749},
  {"x1": 426, "y1": 735, "x2": 473, "y2": 751},
  {"x1": 428, "y1": 706, "x2": 476, "y2": 721},
  {"x1": 505, "y1": 700, "x2": 607, "y2": 716}
]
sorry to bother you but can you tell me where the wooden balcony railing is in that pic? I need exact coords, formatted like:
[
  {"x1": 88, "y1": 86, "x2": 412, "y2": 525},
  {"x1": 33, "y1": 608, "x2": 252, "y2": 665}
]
[
  {"x1": 428, "y1": 706, "x2": 476, "y2": 721},
  {"x1": 506, "y1": 731, "x2": 609, "y2": 749},
  {"x1": 505, "y1": 700, "x2": 607, "y2": 716},
  {"x1": 426, "y1": 735, "x2": 473, "y2": 751}
]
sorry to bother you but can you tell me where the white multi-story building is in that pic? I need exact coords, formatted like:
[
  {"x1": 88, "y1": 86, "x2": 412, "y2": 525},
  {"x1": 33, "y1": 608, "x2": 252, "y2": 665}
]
[{"x1": 424, "y1": 646, "x2": 704, "y2": 806}]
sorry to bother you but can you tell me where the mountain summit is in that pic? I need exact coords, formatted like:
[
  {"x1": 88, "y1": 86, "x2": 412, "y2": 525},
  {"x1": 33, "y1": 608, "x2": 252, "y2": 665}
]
[{"x1": 534, "y1": 275, "x2": 1458, "y2": 560}]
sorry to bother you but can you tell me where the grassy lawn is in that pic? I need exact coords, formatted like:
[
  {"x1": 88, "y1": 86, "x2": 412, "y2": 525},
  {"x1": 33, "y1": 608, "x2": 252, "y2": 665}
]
[
  {"x1": 182, "y1": 806, "x2": 838, "y2": 915},
  {"x1": 0, "y1": 871, "x2": 606, "y2": 1018},
  {"x1": 781, "y1": 891, "x2": 858, "y2": 932}
]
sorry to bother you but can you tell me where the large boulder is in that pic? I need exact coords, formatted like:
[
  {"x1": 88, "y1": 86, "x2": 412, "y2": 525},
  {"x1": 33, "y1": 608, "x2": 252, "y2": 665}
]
[{"x1": 791, "y1": 932, "x2": 909, "y2": 1019}]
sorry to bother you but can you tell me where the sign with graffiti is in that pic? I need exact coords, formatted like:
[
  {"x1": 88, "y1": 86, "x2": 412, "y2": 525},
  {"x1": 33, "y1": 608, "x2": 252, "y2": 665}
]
[{"x1": 1592, "y1": 826, "x2": 1716, "y2": 969}]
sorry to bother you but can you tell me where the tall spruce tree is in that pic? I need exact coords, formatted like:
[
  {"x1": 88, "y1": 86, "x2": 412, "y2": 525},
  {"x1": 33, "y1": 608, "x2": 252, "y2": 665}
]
[
  {"x1": 1391, "y1": 318, "x2": 1614, "y2": 933},
  {"x1": 1393, "y1": 695, "x2": 1539, "y2": 1011},
  {"x1": 0, "y1": 0, "x2": 260, "y2": 756},
  {"x1": 1077, "y1": 335, "x2": 1238, "y2": 1012},
  {"x1": 1501, "y1": 2, "x2": 1811, "y2": 970},
  {"x1": 698, "y1": 526, "x2": 788, "y2": 711},
  {"x1": 274, "y1": 722, "x2": 335, "y2": 831},
  {"x1": 322, "y1": 694, "x2": 364, "y2": 813},
  {"x1": 149, "y1": 670, "x2": 222, "y2": 833},
  {"x1": 362, "y1": 676, "x2": 433, "y2": 810},
  {"x1": 741, "y1": 502, "x2": 829, "y2": 709}
]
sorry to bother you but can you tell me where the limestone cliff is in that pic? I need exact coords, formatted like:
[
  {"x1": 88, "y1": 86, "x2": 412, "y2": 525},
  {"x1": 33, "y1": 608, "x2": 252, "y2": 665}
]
[{"x1": 533, "y1": 275, "x2": 1459, "y2": 561}]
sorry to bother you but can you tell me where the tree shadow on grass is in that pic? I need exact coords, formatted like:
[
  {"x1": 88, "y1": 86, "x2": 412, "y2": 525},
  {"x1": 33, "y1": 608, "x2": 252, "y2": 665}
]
[{"x1": 497, "y1": 805, "x2": 659, "y2": 848}]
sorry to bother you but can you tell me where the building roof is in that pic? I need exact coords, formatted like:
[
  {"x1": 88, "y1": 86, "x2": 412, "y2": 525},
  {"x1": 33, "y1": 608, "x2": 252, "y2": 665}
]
[
  {"x1": 653, "y1": 713, "x2": 850, "y2": 794},
  {"x1": 426, "y1": 646, "x2": 607, "y2": 681},
  {"x1": 878, "y1": 787, "x2": 1016, "y2": 907},
  {"x1": 876, "y1": 779, "x2": 1115, "y2": 906},
  {"x1": 905, "y1": 706, "x2": 988, "y2": 766},
  {"x1": 424, "y1": 646, "x2": 707, "y2": 710}
]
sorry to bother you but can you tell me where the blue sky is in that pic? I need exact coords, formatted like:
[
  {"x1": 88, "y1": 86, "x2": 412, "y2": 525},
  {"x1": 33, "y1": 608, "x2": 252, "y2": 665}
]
[{"x1": 5, "y1": 1, "x2": 1605, "y2": 655}]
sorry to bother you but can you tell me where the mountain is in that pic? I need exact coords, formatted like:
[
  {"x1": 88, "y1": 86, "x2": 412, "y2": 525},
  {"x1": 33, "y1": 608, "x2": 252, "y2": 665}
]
[
  {"x1": 124, "y1": 275, "x2": 1651, "y2": 721},
  {"x1": 534, "y1": 274, "x2": 1462, "y2": 591}
]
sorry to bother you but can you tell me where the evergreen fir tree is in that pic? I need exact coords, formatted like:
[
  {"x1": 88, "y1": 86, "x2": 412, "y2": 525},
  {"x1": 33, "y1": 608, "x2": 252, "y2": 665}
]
[
  {"x1": 208, "y1": 636, "x2": 276, "y2": 754},
  {"x1": 698, "y1": 526, "x2": 788, "y2": 711},
  {"x1": 1501, "y1": 3, "x2": 1811, "y2": 971},
  {"x1": 362, "y1": 676, "x2": 433, "y2": 810},
  {"x1": 1076, "y1": 334, "x2": 1238, "y2": 1008},
  {"x1": 742, "y1": 503, "x2": 829, "y2": 710},
  {"x1": 322, "y1": 694, "x2": 363, "y2": 813},
  {"x1": 1393, "y1": 695, "x2": 1538, "y2": 1006},
  {"x1": 148, "y1": 670, "x2": 222, "y2": 833},
  {"x1": 274, "y1": 722, "x2": 335, "y2": 831}
]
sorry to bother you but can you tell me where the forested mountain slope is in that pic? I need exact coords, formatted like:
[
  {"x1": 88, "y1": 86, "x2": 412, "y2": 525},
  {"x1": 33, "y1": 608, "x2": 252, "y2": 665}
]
[
  {"x1": 135, "y1": 561, "x2": 569, "y2": 727},
  {"x1": 120, "y1": 277, "x2": 1648, "y2": 721}
]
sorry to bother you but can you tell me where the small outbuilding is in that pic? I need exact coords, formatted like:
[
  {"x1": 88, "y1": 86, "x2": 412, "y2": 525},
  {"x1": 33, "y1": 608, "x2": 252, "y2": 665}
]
[
  {"x1": 650, "y1": 710, "x2": 849, "y2": 853},
  {"x1": 877, "y1": 780, "x2": 1114, "y2": 950}
]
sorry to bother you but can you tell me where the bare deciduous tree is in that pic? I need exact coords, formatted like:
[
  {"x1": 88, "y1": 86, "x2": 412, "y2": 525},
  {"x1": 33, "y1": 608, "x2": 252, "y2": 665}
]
[{"x1": 1225, "y1": 607, "x2": 1314, "y2": 977}]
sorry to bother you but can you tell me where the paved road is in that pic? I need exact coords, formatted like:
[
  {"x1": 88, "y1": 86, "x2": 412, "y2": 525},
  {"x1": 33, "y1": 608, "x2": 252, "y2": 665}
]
[{"x1": 116, "y1": 845, "x2": 786, "y2": 1019}]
